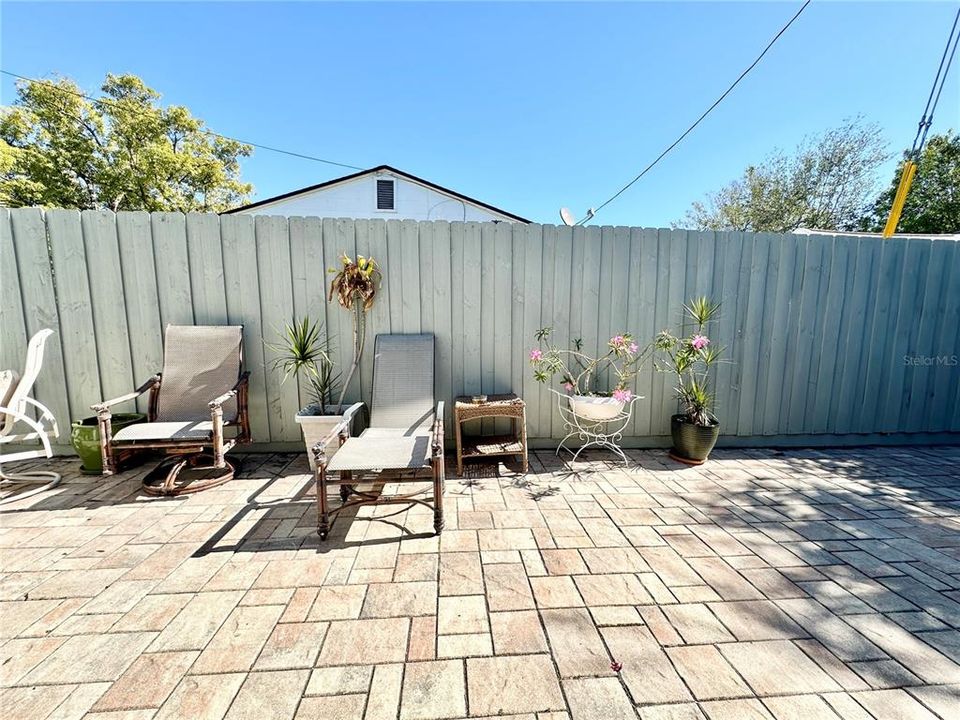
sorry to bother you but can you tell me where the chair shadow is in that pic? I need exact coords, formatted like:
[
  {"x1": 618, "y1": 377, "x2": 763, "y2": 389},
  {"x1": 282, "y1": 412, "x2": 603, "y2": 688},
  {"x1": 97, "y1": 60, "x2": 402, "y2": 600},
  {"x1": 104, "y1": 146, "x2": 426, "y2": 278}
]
[{"x1": 194, "y1": 460, "x2": 440, "y2": 557}]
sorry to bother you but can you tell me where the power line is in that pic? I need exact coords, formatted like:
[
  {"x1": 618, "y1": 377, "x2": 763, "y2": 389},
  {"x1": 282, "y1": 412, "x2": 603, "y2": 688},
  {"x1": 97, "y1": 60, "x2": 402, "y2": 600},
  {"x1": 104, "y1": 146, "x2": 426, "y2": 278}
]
[
  {"x1": 912, "y1": 6, "x2": 960, "y2": 154},
  {"x1": 0, "y1": 69, "x2": 365, "y2": 171},
  {"x1": 582, "y1": 0, "x2": 812, "y2": 222}
]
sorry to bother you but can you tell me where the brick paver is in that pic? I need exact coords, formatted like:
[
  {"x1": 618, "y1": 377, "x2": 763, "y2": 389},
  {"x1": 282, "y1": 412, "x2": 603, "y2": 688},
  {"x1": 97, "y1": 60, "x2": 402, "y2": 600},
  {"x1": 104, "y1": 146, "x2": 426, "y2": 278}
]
[{"x1": 1, "y1": 447, "x2": 959, "y2": 719}]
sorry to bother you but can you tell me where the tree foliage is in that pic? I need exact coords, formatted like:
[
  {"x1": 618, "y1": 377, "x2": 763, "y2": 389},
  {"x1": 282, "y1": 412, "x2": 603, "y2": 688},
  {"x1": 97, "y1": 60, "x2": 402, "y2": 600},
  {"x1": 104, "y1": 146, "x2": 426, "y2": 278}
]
[
  {"x1": 863, "y1": 131, "x2": 959, "y2": 234},
  {"x1": 680, "y1": 119, "x2": 888, "y2": 233},
  {"x1": 0, "y1": 74, "x2": 253, "y2": 212}
]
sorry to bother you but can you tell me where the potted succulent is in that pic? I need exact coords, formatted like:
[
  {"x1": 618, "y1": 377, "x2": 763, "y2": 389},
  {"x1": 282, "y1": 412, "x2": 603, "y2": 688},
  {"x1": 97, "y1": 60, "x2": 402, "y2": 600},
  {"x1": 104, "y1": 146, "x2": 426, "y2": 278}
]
[
  {"x1": 655, "y1": 296, "x2": 723, "y2": 465},
  {"x1": 529, "y1": 328, "x2": 648, "y2": 420},
  {"x1": 270, "y1": 318, "x2": 342, "y2": 471}
]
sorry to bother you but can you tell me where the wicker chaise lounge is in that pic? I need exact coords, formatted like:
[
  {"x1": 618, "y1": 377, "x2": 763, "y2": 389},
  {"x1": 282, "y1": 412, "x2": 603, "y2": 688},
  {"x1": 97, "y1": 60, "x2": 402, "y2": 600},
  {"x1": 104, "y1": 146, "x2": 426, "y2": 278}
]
[
  {"x1": 92, "y1": 325, "x2": 251, "y2": 496},
  {"x1": 312, "y1": 334, "x2": 445, "y2": 540}
]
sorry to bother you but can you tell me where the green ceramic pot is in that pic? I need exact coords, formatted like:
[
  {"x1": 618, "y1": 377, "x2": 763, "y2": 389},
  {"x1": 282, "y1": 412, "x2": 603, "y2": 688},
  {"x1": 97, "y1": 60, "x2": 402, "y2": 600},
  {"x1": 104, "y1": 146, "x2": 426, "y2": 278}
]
[
  {"x1": 669, "y1": 414, "x2": 720, "y2": 465},
  {"x1": 70, "y1": 413, "x2": 146, "y2": 474}
]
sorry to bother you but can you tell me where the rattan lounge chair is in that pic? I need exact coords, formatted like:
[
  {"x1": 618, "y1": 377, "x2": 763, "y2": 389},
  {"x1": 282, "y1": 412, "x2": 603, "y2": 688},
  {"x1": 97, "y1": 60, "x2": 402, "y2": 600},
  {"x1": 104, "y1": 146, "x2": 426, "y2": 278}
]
[
  {"x1": 312, "y1": 334, "x2": 444, "y2": 540},
  {"x1": 0, "y1": 329, "x2": 62, "y2": 503},
  {"x1": 92, "y1": 325, "x2": 251, "y2": 496}
]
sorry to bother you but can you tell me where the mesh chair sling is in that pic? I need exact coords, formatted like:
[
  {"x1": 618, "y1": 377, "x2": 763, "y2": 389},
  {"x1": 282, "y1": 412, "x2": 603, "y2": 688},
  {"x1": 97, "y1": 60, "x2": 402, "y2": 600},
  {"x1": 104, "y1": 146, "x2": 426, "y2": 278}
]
[
  {"x1": 0, "y1": 329, "x2": 62, "y2": 503},
  {"x1": 312, "y1": 334, "x2": 445, "y2": 540},
  {"x1": 92, "y1": 325, "x2": 251, "y2": 496}
]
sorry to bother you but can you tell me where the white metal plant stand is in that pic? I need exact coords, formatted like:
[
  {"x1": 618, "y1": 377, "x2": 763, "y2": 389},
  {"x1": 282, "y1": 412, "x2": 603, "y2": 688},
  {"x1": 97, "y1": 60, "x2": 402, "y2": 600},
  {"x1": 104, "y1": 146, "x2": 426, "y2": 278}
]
[{"x1": 550, "y1": 389, "x2": 638, "y2": 465}]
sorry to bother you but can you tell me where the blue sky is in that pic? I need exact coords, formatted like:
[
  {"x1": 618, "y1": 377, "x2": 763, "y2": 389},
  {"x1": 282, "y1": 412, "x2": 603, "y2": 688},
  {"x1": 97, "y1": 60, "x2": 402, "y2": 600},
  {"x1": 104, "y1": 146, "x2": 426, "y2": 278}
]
[{"x1": 2, "y1": 1, "x2": 958, "y2": 226}]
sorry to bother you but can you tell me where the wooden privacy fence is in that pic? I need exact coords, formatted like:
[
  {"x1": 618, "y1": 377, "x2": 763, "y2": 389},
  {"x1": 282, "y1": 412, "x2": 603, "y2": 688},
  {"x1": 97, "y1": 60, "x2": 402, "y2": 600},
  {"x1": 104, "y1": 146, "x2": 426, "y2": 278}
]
[{"x1": 2, "y1": 207, "x2": 958, "y2": 451}]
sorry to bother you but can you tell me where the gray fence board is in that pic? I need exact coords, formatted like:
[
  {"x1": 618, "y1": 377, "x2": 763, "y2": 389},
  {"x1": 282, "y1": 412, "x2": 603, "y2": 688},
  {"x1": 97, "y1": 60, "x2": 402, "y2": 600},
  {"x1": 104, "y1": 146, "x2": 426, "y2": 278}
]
[
  {"x1": 2, "y1": 209, "x2": 956, "y2": 450},
  {"x1": 117, "y1": 211, "x2": 165, "y2": 415},
  {"x1": 9, "y1": 208, "x2": 71, "y2": 442},
  {"x1": 46, "y1": 209, "x2": 103, "y2": 420},
  {"x1": 151, "y1": 212, "x2": 194, "y2": 327},
  {"x1": 255, "y1": 215, "x2": 299, "y2": 441},
  {"x1": 0, "y1": 210, "x2": 28, "y2": 387},
  {"x1": 82, "y1": 210, "x2": 137, "y2": 413},
  {"x1": 221, "y1": 214, "x2": 271, "y2": 443}
]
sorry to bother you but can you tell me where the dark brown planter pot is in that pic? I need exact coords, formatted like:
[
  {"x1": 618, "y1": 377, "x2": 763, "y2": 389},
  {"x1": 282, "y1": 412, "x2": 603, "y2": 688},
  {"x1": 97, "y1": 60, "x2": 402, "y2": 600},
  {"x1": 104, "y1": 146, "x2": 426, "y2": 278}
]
[{"x1": 669, "y1": 414, "x2": 720, "y2": 465}]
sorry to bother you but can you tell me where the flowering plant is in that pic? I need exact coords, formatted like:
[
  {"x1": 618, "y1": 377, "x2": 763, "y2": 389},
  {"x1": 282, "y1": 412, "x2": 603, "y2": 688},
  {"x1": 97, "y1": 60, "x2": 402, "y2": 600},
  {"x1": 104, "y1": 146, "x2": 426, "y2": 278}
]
[
  {"x1": 655, "y1": 296, "x2": 722, "y2": 426},
  {"x1": 529, "y1": 328, "x2": 648, "y2": 401}
]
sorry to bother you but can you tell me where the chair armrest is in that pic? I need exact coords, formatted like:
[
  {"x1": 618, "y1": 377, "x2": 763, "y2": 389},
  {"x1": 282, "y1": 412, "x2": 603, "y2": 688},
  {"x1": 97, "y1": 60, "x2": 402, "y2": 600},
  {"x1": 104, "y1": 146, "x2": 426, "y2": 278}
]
[
  {"x1": 432, "y1": 401, "x2": 445, "y2": 457},
  {"x1": 209, "y1": 372, "x2": 251, "y2": 410},
  {"x1": 310, "y1": 402, "x2": 365, "y2": 462},
  {"x1": 91, "y1": 376, "x2": 160, "y2": 414}
]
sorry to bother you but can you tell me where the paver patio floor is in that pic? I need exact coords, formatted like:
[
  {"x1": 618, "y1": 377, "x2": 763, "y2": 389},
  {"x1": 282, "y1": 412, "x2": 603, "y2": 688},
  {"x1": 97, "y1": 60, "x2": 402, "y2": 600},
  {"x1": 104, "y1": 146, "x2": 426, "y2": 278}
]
[{"x1": 1, "y1": 446, "x2": 959, "y2": 719}]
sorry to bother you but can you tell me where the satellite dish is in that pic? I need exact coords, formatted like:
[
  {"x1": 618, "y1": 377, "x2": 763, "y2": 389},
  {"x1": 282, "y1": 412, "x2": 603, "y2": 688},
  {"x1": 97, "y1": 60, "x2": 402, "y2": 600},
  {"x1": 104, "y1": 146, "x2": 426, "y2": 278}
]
[{"x1": 559, "y1": 207, "x2": 576, "y2": 226}]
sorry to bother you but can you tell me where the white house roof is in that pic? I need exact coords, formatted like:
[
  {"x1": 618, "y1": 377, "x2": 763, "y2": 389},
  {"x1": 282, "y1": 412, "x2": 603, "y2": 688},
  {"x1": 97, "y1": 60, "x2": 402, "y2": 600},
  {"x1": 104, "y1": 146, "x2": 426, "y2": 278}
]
[{"x1": 224, "y1": 164, "x2": 530, "y2": 223}]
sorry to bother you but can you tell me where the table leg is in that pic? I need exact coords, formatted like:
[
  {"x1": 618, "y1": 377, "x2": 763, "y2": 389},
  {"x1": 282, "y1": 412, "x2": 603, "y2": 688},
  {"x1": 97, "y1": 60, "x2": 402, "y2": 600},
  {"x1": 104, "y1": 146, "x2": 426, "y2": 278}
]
[{"x1": 455, "y1": 415, "x2": 464, "y2": 476}]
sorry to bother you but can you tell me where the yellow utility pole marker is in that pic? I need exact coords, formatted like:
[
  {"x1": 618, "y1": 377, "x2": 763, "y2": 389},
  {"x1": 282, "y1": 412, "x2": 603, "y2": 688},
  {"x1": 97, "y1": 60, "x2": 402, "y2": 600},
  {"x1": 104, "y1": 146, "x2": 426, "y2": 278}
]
[{"x1": 882, "y1": 160, "x2": 917, "y2": 237}]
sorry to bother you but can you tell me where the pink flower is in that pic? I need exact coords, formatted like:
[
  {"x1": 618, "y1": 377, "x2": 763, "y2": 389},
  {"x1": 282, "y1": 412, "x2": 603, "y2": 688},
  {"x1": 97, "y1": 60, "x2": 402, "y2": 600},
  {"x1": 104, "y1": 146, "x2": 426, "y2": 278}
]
[
  {"x1": 563, "y1": 382, "x2": 574, "y2": 392},
  {"x1": 612, "y1": 388, "x2": 633, "y2": 403},
  {"x1": 691, "y1": 334, "x2": 710, "y2": 350},
  {"x1": 529, "y1": 348, "x2": 543, "y2": 362},
  {"x1": 628, "y1": 342, "x2": 639, "y2": 354},
  {"x1": 611, "y1": 335, "x2": 625, "y2": 346}
]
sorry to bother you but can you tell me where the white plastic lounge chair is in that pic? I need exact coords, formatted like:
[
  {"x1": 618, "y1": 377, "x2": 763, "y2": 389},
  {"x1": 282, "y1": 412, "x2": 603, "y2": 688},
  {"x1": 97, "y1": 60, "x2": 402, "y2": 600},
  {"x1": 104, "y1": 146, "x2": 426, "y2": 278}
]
[
  {"x1": 92, "y1": 325, "x2": 251, "y2": 496},
  {"x1": 0, "y1": 329, "x2": 61, "y2": 503},
  {"x1": 312, "y1": 334, "x2": 445, "y2": 540}
]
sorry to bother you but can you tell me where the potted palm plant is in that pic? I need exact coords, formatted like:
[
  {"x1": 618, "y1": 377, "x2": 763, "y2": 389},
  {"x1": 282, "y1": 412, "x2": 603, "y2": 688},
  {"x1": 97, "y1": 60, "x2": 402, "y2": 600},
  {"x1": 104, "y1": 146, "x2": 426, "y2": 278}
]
[
  {"x1": 655, "y1": 297, "x2": 723, "y2": 465},
  {"x1": 529, "y1": 329, "x2": 648, "y2": 420},
  {"x1": 328, "y1": 253, "x2": 382, "y2": 412},
  {"x1": 270, "y1": 318, "x2": 342, "y2": 471}
]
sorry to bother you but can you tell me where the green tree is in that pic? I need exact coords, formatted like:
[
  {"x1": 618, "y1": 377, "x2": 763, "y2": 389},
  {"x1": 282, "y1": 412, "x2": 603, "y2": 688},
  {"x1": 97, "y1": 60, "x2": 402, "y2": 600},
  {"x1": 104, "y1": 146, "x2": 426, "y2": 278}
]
[
  {"x1": 0, "y1": 74, "x2": 253, "y2": 212},
  {"x1": 679, "y1": 119, "x2": 888, "y2": 233},
  {"x1": 864, "y1": 131, "x2": 960, "y2": 234}
]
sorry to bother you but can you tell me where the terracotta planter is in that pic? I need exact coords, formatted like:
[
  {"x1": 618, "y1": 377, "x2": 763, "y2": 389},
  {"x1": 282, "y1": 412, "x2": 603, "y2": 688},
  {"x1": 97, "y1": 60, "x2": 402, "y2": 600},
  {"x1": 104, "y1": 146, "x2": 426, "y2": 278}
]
[
  {"x1": 569, "y1": 395, "x2": 625, "y2": 421},
  {"x1": 669, "y1": 414, "x2": 720, "y2": 465}
]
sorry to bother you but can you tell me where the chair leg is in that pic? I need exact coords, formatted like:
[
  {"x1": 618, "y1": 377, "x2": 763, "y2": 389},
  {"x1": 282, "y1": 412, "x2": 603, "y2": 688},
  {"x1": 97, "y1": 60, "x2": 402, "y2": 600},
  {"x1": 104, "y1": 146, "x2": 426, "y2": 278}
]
[
  {"x1": 432, "y1": 459, "x2": 444, "y2": 535},
  {"x1": 340, "y1": 470, "x2": 352, "y2": 503},
  {"x1": 317, "y1": 458, "x2": 330, "y2": 541}
]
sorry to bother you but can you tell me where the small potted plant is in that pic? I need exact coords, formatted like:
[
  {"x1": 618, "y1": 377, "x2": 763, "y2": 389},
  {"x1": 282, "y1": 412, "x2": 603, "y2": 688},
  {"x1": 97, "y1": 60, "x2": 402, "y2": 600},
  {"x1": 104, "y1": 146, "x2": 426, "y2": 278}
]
[
  {"x1": 529, "y1": 329, "x2": 648, "y2": 420},
  {"x1": 328, "y1": 253, "x2": 382, "y2": 413},
  {"x1": 655, "y1": 296, "x2": 723, "y2": 465},
  {"x1": 269, "y1": 317, "x2": 342, "y2": 471}
]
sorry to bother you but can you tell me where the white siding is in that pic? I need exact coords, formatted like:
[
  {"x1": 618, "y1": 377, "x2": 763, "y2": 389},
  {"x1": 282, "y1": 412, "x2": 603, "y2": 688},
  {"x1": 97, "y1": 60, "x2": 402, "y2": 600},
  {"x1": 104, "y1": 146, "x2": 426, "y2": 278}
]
[{"x1": 236, "y1": 172, "x2": 520, "y2": 222}]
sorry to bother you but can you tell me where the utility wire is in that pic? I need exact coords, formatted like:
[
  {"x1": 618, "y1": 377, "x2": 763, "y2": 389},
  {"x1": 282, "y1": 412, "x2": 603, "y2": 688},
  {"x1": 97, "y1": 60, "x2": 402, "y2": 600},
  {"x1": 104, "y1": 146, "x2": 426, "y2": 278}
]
[
  {"x1": 912, "y1": 6, "x2": 960, "y2": 154},
  {"x1": 0, "y1": 68, "x2": 365, "y2": 171},
  {"x1": 581, "y1": 0, "x2": 812, "y2": 223}
]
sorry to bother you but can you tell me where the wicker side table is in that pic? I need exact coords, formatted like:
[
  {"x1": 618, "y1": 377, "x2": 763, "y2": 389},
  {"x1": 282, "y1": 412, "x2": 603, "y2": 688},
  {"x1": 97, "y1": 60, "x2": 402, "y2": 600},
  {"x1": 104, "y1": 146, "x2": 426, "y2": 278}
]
[{"x1": 454, "y1": 394, "x2": 528, "y2": 476}]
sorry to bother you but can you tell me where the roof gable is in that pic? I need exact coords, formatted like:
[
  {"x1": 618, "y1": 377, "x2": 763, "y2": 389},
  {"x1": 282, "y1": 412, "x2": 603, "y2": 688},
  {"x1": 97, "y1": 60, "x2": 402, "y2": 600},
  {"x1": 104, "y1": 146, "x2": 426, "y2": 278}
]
[{"x1": 224, "y1": 164, "x2": 530, "y2": 222}]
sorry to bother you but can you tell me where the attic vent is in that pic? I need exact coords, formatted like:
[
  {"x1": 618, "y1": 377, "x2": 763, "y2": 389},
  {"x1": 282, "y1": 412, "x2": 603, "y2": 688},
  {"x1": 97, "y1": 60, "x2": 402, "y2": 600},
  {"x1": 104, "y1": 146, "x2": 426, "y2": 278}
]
[{"x1": 376, "y1": 179, "x2": 395, "y2": 210}]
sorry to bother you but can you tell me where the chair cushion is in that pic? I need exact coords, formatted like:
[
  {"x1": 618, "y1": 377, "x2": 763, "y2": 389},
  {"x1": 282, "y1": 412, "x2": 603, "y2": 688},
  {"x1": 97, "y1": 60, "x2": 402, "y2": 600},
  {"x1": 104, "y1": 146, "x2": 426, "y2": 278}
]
[
  {"x1": 114, "y1": 421, "x2": 214, "y2": 442},
  {"x1": 156, "y1": 325, "x2": 242, "y2": 423},
  {"x1": 327, "y1": 435, "x2": 431, "y2": 472}
]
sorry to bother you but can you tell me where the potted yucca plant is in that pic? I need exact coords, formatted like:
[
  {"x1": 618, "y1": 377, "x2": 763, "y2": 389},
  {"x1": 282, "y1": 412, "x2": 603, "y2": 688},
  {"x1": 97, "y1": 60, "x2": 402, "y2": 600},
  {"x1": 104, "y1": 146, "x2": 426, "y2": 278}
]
[
  {"x1": 269, "y1": 318, "x2": 342, "y2": 471},
  {"x1": 655, "y1": 297, "x2": 723, "y2": 465}
]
